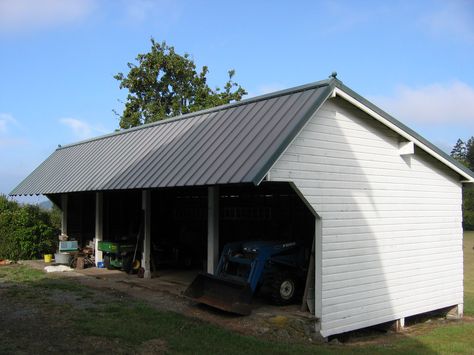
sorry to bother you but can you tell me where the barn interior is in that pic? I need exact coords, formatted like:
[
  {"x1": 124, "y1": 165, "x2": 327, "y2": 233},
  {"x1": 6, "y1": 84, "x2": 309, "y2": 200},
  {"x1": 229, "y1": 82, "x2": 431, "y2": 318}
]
[{"x1": 47, "y1": 181, "x2": 316, "y2": 311}]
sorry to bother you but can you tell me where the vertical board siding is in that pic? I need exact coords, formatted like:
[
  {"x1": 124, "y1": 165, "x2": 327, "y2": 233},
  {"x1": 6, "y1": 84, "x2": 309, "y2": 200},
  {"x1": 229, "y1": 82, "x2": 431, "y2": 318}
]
[{"x1": 270, "y1": 98, "x2": 463, "y2": 337}]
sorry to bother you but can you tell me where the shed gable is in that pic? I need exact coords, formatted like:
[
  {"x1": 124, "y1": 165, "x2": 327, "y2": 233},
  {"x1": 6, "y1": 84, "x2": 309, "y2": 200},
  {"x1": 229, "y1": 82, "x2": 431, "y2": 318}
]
[{"x1": 269, "y1": 98, "x2": 463, "y2": 336}]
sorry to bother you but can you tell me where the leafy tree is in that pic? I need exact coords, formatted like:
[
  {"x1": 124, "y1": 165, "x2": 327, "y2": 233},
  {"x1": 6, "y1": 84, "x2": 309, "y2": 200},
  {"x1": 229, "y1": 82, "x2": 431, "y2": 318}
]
[
  {"x1": 451, "y1": 137, "x2": 474, "y2": 230},
  {"x1": 0, "y1": 195, "x2": 59, "y2": 260},
  {"x1": 114, "y1": 39, "x2": 247, "y2": 129}
]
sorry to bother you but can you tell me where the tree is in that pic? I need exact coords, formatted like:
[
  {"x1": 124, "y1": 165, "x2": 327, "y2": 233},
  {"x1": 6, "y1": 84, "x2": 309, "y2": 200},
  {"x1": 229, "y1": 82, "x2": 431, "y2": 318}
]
[
  {"x1": 451, "y1": 139, "x2": 467, "y2": 166},
  {"x1": 114, "y1": 39, "x2": 247, "y2": 129},
  {"x1": 0, "y1": 195, "x2": 59, "y2": 260},
  {"x1": 450, "y1": 137, "x2": 474, "y2": 170},
  {"x1": 466, "y1": 137, "x2": 474, "y2": 170},
  {"x1": 451, "y1": 137, "x2": 474, "y2": 230}
]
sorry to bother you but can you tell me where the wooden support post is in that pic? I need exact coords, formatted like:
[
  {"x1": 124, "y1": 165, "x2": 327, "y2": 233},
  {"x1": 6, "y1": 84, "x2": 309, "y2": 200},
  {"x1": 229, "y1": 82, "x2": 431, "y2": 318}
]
[
  {"x1": 142, "y1": 190, "x2": 151, "y2": 279},
  {"x1": 314, "y1": 216, "x2": 323, "y2": 320},
  {"x1": 94, "y1": 192, "x2": 103, "y2": 264},
  {"x1": 61, "y1": 194, "x2": 68, "y2": 235},
  {"x1": 301, "y1": 236, "x2": 315, "y2": 313},
  {"x1": 447, "y1": 304, "x2": 464, "y2": 319},
  {"x1": 394, "y1": 318, "x2": 405, "y2": 332},
  {"x1": 207, "y1": 186, "x2": 219, "y2": 274}
]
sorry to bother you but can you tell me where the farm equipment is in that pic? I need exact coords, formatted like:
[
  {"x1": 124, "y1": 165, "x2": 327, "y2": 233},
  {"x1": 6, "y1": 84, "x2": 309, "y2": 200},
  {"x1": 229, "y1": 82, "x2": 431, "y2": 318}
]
[
  {"x1": 98, "y1": 241, "x2": 135, "y2": 272},
  {"x1": 184, "y1": 240, "x2": 308, "y2": 315}
]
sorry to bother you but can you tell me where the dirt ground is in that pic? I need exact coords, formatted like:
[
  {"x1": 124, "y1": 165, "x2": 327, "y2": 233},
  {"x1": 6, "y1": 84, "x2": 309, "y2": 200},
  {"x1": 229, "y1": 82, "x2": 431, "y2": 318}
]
[{"x1": 19, "y1": 261, "x2": 319, "y2": 341}]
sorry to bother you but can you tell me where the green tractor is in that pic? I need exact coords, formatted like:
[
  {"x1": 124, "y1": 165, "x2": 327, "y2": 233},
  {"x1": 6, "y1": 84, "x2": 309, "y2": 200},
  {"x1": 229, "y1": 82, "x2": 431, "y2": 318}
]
[{"x1": 98, "y1": 241, "x2": 136, "y2": 272}]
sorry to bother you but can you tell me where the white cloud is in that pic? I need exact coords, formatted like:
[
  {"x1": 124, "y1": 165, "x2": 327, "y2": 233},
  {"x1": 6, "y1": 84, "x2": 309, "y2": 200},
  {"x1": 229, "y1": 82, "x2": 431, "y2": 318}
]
[
  {"x1": 420, "y1": 1, "x2": 474, "y2": 43},
  {"x1": 60, "y1": 117, "x2": 107, "y2": 140},
  {"x1": 0, "y1": 113, "x2": 17, "y2": 133},
  {"x1": 0, "y1": 113, "x2": 27, "y2": 147},
  {"x1": 370, "y1": 81, "x2": 474, "y2": 125},
  {"x1": 0, "y1": 0, "x2": 95, "y2": 34}
]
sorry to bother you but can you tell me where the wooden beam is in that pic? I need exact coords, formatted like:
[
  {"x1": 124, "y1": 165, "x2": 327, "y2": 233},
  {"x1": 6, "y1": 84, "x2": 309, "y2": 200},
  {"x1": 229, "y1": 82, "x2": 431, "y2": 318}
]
[
  {"x1": 142, "y1": 190, "x2": 151, "y2": 279},
  {"x1": 447, "y1": 304, "x2": 464, "y2": 319},
  {"x1": 61, "y1": 194, "x2": 68, "y2": 235},
  {"x1": 301, "y1": 236, "x2": 315, "y2": 313},
  {"x1": 94, "y1": 192, "x2": 103, "y2": 264},
  {"x1": 393, "y1": 318, "x2": 405, "y2": 332},
  {"x1": 207, "y1": 186, "x2": 219, "y2": 274},
  {"x1": 314, "y1": 215, "x2": 323, "y2": 320}
]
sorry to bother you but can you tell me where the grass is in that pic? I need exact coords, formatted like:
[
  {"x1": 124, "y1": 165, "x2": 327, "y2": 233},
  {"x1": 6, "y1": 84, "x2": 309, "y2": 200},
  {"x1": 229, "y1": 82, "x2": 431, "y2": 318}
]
[
  {"x1": 463, "y1": 231, "x2": 474, "y2": 316},
  {"x1": 74, "y1": 302, "x2": 324, "y2": 355},
  {"x1": 0, "y1": 263, "x2": 46, "y2": 283},
  {"x1": 1, "y1": 231, "x2": 473, "y2": 354}
]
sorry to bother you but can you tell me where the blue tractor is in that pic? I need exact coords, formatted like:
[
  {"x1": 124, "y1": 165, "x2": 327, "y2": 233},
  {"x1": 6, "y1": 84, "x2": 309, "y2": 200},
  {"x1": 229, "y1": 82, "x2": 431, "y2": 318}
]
[{"x1": 184, "y1": 240, "x2": 308, "y2": 315}]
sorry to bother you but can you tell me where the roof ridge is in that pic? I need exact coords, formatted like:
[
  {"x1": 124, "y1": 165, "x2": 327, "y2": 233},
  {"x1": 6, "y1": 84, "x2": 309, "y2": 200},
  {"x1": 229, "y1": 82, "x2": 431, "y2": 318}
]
[{"x1": 57, "y1": 78, "x2": 334, "y2": 150}]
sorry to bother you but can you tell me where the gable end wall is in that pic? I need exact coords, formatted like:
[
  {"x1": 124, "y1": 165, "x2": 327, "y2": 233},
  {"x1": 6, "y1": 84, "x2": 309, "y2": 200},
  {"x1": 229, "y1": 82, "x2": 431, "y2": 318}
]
[{"x1": 269, "y1": 98, "x2": 463, "y2": 337}]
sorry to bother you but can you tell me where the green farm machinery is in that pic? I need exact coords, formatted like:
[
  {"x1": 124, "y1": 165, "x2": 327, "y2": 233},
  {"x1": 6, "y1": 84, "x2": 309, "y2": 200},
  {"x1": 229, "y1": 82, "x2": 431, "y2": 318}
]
[{"x1": 98, "y1": 241, "x2": 136, "y2": 272}]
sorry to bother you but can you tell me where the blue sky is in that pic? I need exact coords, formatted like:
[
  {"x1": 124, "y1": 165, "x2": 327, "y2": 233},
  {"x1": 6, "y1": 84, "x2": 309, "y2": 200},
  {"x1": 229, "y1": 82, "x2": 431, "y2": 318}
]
[{"x1": 1, "y1": 0, "x2": 474, "y2": 202}]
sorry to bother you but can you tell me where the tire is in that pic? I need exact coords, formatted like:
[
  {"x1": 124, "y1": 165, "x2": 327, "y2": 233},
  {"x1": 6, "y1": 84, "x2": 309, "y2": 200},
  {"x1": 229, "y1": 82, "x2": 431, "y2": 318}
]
[
  {"x1": 104, "y1": 254, "x2": 112, "y2": 270},
  {"x1": 122, "y1": 255, "x2": 133, "y2": 273},
  {"x1": 131, "y1": 259, "x2": 141, "y2": 273},
  {"x1": 268, "y1": 271, "x2": 299, "y2": 305}
]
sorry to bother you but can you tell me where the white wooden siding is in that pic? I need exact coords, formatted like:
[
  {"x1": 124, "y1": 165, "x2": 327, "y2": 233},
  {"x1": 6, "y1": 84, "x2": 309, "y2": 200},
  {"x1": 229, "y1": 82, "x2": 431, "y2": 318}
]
[{"x1": 269, "y1": 98, "x2": 463, "y2": 337}]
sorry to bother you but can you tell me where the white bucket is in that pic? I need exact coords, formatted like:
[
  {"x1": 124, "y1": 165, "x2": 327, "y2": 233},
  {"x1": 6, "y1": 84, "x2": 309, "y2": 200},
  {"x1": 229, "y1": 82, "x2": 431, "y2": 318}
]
[{"x1": 54, "y1": 252, "x2": 72, "y2": 265}]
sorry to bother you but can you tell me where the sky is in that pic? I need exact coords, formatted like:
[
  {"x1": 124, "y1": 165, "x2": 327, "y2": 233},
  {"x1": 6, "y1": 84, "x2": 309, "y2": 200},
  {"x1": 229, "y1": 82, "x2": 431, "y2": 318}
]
[{"x1": 1, "y1": 0, "x2": 474, "y2": 203}]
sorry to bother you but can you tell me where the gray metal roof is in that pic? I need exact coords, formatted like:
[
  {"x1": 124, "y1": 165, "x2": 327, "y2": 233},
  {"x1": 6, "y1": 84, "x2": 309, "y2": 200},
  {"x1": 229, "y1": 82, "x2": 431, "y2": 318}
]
[
  {"x1": 11, "y1": 76, "x2": 474, "y2": 196},
  {"x1": 11, "y1": 80, "x2": 334, "y2": 195}
]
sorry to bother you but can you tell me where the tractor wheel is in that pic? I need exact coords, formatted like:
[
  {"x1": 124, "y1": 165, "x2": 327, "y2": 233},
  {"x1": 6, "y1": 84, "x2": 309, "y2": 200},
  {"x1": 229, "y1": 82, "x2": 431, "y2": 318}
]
[
  {"x1": 131, "y1": 259, "x2": 141, "y2": 273},
  {"x1": 122, "y1": 255, "x2": 133, "y2": 273},
  {"x1": 268, "y1": 271, "x2": 299, "y2": 305},
  {"x1": 104, "y1": 254, "x2": 112, "y2": 270}
]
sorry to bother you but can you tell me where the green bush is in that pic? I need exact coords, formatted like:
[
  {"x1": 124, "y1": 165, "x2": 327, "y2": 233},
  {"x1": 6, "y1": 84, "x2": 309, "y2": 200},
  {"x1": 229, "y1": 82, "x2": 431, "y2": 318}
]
[{"x1": 0, "y1": 195, "x2": 59, "y2": 260}]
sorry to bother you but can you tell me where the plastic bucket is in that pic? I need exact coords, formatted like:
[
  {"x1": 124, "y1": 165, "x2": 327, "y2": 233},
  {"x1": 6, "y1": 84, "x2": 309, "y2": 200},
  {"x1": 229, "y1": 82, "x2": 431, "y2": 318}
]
[
  {"x1": 54, "y1": 252, "x2": 72, "y2": 265},
  {"x1": 44, "y1": 254, "x2": 53, "y2": 263}
]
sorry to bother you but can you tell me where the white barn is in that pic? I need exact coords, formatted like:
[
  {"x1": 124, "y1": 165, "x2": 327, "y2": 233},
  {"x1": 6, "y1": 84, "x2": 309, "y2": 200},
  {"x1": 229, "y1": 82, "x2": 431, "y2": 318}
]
[{"x1": 11, "y1": 76, "x2": 474, "y2": 337}]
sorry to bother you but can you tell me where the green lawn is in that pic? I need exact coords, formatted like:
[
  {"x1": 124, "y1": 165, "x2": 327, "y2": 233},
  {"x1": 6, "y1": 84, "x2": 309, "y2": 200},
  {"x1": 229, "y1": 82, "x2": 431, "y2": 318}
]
[
  {"x1": 464, "y1": 231, "x2": 474, "y2": 316},
  {"x1": 0, "y1": 231, "x2": 473, "y2": 354}
]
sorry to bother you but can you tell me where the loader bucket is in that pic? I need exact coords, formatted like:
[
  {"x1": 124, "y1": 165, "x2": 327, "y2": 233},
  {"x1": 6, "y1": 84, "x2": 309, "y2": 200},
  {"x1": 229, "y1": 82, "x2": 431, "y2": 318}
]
[{"x1": 183, "y1": 273, "x2": 253, "y2": 315}]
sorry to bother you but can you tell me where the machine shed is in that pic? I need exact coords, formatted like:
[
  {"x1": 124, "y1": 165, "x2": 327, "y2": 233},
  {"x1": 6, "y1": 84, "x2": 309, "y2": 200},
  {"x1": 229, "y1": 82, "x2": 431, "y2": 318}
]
[{"x1": 11, "y1": 76, "x2": 474, "y2": 337}]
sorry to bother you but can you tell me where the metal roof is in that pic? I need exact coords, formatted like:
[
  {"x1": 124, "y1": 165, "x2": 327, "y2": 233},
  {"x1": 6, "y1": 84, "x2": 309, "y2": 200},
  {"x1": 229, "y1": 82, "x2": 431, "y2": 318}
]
[
  {"x1": 11, "y1": 80, "x2": 334, "y2": 195},
  {"x1": 10, "y1": 77, "x2": 474, "y2": 196}
]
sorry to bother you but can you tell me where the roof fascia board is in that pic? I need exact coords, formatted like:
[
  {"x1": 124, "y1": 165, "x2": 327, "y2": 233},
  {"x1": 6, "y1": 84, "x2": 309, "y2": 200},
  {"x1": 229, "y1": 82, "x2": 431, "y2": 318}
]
[
  {"x1": 333, "y1": 86, "x2": 474, "y2": 183},
  {"x1": 254, "y1": 81, "x2": 337, "y2": 185}
]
